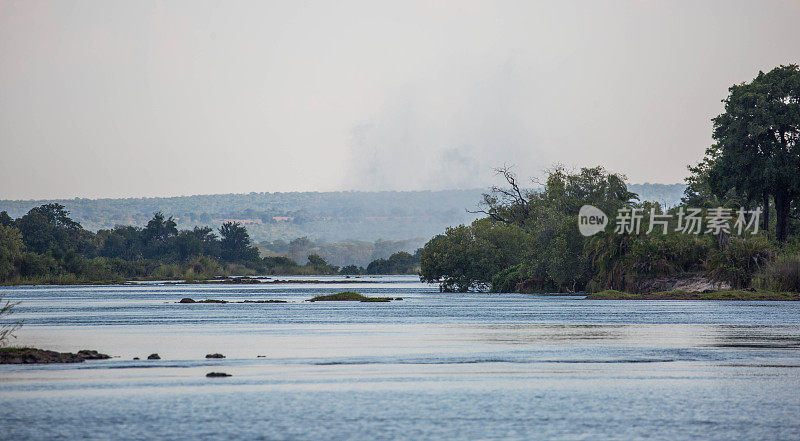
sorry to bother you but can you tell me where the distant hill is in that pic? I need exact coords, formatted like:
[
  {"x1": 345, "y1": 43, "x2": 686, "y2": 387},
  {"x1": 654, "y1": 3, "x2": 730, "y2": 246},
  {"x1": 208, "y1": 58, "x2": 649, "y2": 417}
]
[
  {"x1": 0, "y1": 190, "x2": 486, "y2": 243},
  {"x1": 627, "y1": 183, "x2": 686, "y2": 208},
  {"x1": 0, "y1": 184, "x2": 685, "y2": 244}
]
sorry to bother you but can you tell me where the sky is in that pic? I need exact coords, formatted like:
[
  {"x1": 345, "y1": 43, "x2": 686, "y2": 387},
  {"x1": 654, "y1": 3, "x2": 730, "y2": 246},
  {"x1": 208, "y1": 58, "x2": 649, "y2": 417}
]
[{"x1": 1, "y1": 0, "x2": 799, "y2": 200}]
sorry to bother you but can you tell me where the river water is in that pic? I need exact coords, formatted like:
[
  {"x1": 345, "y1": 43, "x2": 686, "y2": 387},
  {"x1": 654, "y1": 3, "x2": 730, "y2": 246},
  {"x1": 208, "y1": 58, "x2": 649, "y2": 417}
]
[{"x1": 1, "y1": 275, "x2": 799, "y2": 440}]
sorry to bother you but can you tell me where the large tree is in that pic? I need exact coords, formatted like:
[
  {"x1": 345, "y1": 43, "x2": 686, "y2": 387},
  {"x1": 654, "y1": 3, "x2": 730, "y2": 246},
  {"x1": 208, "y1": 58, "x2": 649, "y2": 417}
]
[
  {"x1": 0, "y1": 225, "x2": 25, "y2": 282},
  {"x1": 705, "y1": 64, "x2": 800, "y2": 242},
  {"x1": 15, "y1": 203, "x2": 94, "y2": 256},
  {"x1": 218, "y1": 222, "x2": 259, "y2": 262}
]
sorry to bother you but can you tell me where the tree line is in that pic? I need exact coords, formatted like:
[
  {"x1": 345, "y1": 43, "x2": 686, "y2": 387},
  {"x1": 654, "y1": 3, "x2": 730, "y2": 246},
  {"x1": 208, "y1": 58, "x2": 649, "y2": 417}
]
[
  {"x1": 0, "y1": 205, "x2": 420, "y2": 284},
  {"x1": 420, "y1": 64, "x2": 800, "y2": 293}
]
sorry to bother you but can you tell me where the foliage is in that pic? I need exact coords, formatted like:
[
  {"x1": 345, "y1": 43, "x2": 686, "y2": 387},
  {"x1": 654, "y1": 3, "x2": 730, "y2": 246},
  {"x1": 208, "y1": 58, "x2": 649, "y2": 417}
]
[
  {"x1": 0, "y1": 190, "x2": 492, "y2": 245},
  {"x1": 753, "y1": 253, "x2": 800, "y2": 293},
  {"x1": 0, "y1": 225, "x2": 25, "y2": 282},
  {"x1": 490, "y1": 264, "x2": 526, "y2": 293},
  {"x1": 422, "y1": 166, "x2": 636, "y2": 292},
  {"x1": 339, "y1": 265, "x2": 363, "y2": 275},
  {"x1": 0, "y1": 205, "x2": 331, "y2": 284},
  {"x1": 365, "y1": 250, "x2": 421, "y2": 275},
  {"x1": 706, "y1": 236, "x2": 773, "y2": 289},
  {"x1": 219, "y1": 222, "x2": 259, "y2": 262},
  {"x1": 262, "y1": 236, "x2": 425, "y2": 268},
  {"x1": 697, "y1": 64, "x2": 800, "y2": 242},
  {"x1": 0, "y1": 297, "x2": 22, "y2": 347},
  {"x1": 14, "y1": 203, "x2": 97, "y2": 258},
  {"x1": 305, "y1": 254, "x2": 339, "y2": 274},
  {"x1": 420, "y1": 219, "x2": 529, "y2": 292},
  {"x1": 586, "y1": 232, "x2": 712, "y2": 292},
  {"x1": 422, "y1": 160, "x2": 796, "y2": 293}
]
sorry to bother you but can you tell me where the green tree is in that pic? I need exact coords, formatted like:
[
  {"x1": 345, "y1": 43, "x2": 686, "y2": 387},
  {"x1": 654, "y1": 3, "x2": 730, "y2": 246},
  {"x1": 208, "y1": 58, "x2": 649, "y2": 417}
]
[
  {"x1": 0, "y1": 225, "x2": 25, "y2": 282},
  {"x1": 15, "y1": 203, "x2": 94, "y2": 257},
  {"x1": 478, "y1": 166, "x2": 636, "y2": 292},
  {"x1": 98, "y1": 226, "x2": 144, "y2": 260},
  {"x1": 27, "y1": 203, "x2": 82, "y2": 230},
  {"x1": 420, "y1": 219, "x2": 528, "y2": 292},
  {"x1": 141, "y1": 212, "x2": 178, "y2": 259},
  {"x1": 305, "y1": 254, "x2": 339, "y2": 274},
  {"x1": 339, "y1": 264, "x2": 363, "y2": 275},
  {"x1": 176, "y1": 226, "x2": 218, "y2": 261},
  {"x1": 703, "y1": 64, "x2": 800, "y2": 242},
  {"x1": 219, "y1": 222, "x2": 259, "y2": 262},
  {"x1": 0, "y1": 211, "x2": 14, "y2": 227},
  {"x1": 142, "y1": 212, "x2": 178, "y2": 243}
]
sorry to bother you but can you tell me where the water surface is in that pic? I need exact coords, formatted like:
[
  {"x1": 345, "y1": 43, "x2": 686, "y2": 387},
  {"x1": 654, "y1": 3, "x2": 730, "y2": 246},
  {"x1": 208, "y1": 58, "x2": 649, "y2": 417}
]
[{"x1": 1, "y1": 276, "x2": 799, "y2": 440}]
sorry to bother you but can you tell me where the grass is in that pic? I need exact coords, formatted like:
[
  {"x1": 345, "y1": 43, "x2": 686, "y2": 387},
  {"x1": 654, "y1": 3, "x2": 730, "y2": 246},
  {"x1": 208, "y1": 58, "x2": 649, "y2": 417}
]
[
  {"x1": 307, "y1": 291, "x2": 393, "y2": 302},
  {"x1": 586, "y1": 289, "x2": 800, "y2": 301},
  {"x1": 754, "y1": 254, "x2": 800, "y2": 293}
]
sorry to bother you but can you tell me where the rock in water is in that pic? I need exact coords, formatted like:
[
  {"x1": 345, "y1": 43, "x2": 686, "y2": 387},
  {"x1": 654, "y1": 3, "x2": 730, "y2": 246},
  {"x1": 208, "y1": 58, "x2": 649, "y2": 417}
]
[
  {"x1": 205, "y1": 353, "x2": 225, "y2": 358},
  {"x1": 0, "y1": 348, "x2": 111, "y2": 364},
  {"x1": 178, "y1": 298, "x2": 196, "y2": 303},
  {"x1": 206, "y1": 372, "x2": 232, "y2": 377},
  {"x1": 147, "y1": 353, "x2": 161, "y2": 360},
  {"x1": 77, "y1": 350, "x2": 111, "y2": 360}
]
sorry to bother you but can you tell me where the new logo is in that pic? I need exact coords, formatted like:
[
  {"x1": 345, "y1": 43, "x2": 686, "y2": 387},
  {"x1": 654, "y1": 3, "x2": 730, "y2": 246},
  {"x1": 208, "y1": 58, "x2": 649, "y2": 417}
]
[{"x1": 578, "y1": 205, "x2": 608, "y2": 236}]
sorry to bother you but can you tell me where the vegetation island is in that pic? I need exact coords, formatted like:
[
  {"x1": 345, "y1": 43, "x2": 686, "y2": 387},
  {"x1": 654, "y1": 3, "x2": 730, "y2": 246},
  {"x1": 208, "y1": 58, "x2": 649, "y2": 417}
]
[{"x1": 418, "y1": 65, "x2": 800, "y2": 298}]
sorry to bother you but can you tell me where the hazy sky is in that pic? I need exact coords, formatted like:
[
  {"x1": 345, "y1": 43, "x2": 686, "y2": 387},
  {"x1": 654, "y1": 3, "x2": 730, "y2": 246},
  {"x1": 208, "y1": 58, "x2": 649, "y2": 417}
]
[{"x1": 1, "y1": 0, "x2": 799, "y2": 199}]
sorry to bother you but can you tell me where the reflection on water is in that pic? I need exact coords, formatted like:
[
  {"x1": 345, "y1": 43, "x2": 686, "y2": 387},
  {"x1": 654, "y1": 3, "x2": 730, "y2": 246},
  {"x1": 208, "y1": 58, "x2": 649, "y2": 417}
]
[{"x1": 1, "y1": 276, "x2": 799, "y2": 440}]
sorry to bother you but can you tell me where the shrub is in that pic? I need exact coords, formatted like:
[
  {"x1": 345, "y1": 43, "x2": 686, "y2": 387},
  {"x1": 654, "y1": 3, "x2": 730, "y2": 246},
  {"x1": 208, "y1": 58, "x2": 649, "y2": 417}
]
[
  {"x1": 0, "y1": 297, "x2": 22, "y2": 347},
  {"x1": 18, "y1": 252, "x2": 59, "y2": 278},
  {"x1": 753, "y1": 253, "x2": 800, "y2": 293},
  {"x1": 153, "y1": 263, "x2": 182, "y2": 280},
  {"x1": 586, "y1": 233, "x2": 712, "y2": 292},
  {"x1": 706, "y1": 236, "x2": 773, "y2": 289},
  {"x1": 490, "y1": 264, "x2": 526, "y2": 293}
]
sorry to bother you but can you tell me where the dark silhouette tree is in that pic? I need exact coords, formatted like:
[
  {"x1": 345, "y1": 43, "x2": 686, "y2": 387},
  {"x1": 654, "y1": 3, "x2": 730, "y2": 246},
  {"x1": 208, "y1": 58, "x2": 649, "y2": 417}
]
[
  {"x1": 219, "y1": 222, "x2": 258, "y2": 262},
  {"x1": 703, "y1": 64, "x2": 800, "y2": 242}
]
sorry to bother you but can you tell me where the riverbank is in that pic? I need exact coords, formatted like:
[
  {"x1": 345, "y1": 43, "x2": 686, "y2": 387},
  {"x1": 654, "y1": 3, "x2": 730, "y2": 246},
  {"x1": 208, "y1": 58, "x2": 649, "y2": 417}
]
[{"x1": 585, "y1": 289, "x2": 800, "y2": 301}]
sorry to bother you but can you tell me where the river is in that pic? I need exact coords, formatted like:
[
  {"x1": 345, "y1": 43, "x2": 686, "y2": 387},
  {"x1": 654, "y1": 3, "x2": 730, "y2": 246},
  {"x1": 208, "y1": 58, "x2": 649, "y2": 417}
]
[{"x1": 1, "y1": 275, "x2": 799, "y2": 440}]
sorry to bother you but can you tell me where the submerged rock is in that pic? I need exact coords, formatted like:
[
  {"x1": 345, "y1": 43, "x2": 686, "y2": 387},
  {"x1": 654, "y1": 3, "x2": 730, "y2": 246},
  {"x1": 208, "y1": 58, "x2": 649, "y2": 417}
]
[
  {"x1": 178, "y1": 298, "x2": 196, "y2": 303},
  {"x1": 206, "y1": 372, "x2": 232, "y2": 377},
  {"x1": 147, "y1": 353, "x2": 161, "y2": 360},
  {"x1": 205, "y1": 353, "x2": 225, "y2": 359}
]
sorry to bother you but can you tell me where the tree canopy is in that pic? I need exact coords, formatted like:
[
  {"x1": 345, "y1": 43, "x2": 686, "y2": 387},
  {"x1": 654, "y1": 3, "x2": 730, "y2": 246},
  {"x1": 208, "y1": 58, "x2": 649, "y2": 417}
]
[{"x1": 702, "y1": 64, "x2": 800, "y2": 242}]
